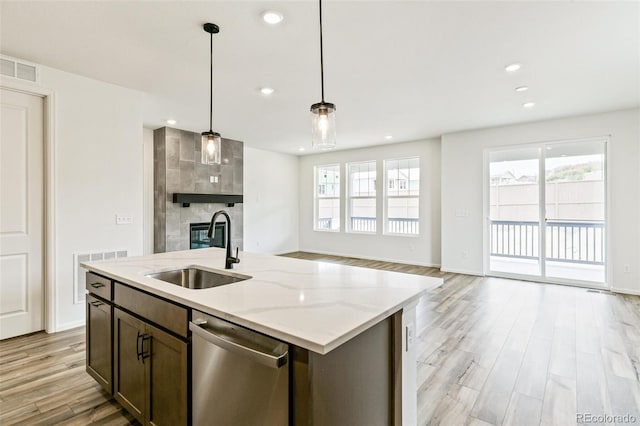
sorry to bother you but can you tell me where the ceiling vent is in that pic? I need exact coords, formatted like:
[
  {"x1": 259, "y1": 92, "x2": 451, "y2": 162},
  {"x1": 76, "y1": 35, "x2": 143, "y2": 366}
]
[{"x1": 0, "y1": 55, "x2": 39, "y2": 83}]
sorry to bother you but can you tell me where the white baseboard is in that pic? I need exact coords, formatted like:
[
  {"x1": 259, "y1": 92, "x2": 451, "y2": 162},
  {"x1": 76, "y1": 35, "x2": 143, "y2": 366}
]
[
  {"x1": 55, "y1": 319, "x2": 85, "y2": 333},
  {"x1": 298, "y1": 248, "x2": 441, "y2": 268},
  {"x1": 439, "y1": 267, "x2": 484, "y2": 276},
  {"x1": 612, "y1": 287, "x2": 640, "y2": 296}
]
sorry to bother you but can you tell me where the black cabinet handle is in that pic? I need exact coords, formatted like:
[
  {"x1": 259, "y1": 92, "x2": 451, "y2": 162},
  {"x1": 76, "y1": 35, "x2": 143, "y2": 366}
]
[
  {"x1": 136, "y1": 331, "x2": 142, "y2": 361},
  {"x1": 141, "y1": 335, "x2": 151, "y2": 364},
  {"x1": 90, "y1": 301, "x2": 103, "y2": 307},
  {"x1": 90, "y1": 282, "x2": 105, "y2": 288}
]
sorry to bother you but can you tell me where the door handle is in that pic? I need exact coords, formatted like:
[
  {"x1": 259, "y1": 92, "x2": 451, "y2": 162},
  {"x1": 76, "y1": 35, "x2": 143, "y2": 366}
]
[
  {"x1": 90, "y1": 301, "x2": 103, "y2": 307},
  {"x1": 189, "y1": 321, "x2": 288, "y2": 369},
  {"x1": 90, "y1": 282, "x2": 105, "y2": 288}
]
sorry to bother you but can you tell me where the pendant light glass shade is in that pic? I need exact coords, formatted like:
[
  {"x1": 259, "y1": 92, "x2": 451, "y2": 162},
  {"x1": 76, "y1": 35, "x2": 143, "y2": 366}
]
[
  {"x1": 201, "y1": 23, "x2": 222, "y2": 165},
  {"x1": 311, "y1": 102, "x2": 336, "y2": 150},
  {"x1": 201, "y1": 131, "x2": 221, "y2": 164},
  {"x1": 310, "y1": 0, "x2": 336, "y2": 150}
]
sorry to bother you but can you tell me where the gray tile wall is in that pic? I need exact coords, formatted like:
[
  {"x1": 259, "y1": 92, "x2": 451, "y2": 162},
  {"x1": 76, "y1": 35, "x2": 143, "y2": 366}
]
[{"x1": 154, "y1": 127, "x2": 243, "y2": 253}]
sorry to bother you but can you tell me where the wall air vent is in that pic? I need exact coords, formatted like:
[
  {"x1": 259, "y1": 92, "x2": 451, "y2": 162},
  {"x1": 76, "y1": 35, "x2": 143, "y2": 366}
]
[
  {"x1": 0, "y1": 55, "x2": 39, "y2": 83},
  {"x1": 73, "y1": 250, "x2": 128, "y2": 304}
]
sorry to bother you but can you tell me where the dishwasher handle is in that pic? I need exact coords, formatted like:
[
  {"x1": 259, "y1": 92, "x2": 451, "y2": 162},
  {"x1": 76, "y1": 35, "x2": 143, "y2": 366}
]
[{"x1": 190, "y1": 321, "x2": 288, "y2": 369}]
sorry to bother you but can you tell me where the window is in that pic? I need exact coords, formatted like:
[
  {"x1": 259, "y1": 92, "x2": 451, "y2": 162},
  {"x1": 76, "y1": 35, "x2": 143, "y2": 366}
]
[
  {"x1": 314, "y1": 164, "x2": 340, "y2": 231},
  {"x1": 384, "y1": 158, "x2": 420, "y2": 235},
  {"x1": 347, "y1": 161, "x2": 376, "y2": 233}
]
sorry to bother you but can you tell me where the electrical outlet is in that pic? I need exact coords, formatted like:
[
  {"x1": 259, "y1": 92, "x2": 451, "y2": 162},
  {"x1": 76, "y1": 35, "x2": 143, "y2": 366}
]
[
  {"x1": 116, "y1": 215, "x2": 133, "y2": 225},
  {"x1": 406, "y1": 323, "x2": 415, "y2": 351},
  {"x1": 462, "y1": 250, "x2": 469, "y2": 259},
  {"x1": 210, "y1": 175, "x2": 220, "y2": 183},
  {"x1": 623, "y1": 264, "x2": 631, "y2": 273}
]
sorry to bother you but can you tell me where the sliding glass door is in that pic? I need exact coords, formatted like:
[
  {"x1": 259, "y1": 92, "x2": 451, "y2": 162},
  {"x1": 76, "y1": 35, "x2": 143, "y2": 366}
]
[
  {"x1": 488, "y1": 139, "x2": 607, "y2": 286},
  {"x1": 544, "y1": 141, "x2": 606, "y2": 283},
  {"x1": 489, "y1": 148, "x2": 542, "y2": 277}
]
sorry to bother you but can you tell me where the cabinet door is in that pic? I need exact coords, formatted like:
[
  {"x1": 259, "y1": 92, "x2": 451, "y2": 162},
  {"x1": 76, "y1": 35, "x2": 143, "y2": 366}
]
[
  {"x1": 147, "y1": 323, "x2": 188, "y2": 426},
  {"x1": 114, "y1": 308, "x2": 146, "y2": 424},
  {"x1": 86, "y1": 294, "x2": 112, "y2": 393}
]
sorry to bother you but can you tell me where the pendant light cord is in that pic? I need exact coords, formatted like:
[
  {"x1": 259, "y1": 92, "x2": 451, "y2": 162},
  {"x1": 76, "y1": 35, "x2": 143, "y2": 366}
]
[
  {"x1": 209, "y1": 31, "x2": 214, "y2": 132},
  {"x1": 319, "y1": 0, "x2": 325, "y2": 103}
]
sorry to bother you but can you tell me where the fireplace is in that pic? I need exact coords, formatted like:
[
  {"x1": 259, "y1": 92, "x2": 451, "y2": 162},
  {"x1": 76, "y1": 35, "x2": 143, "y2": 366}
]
[
  {"x1": 190, "y1": 222, "x2": 225, "y2": 250},
  {"x1": 153, "y1": 127, "x2": 243, "y2": 253}
]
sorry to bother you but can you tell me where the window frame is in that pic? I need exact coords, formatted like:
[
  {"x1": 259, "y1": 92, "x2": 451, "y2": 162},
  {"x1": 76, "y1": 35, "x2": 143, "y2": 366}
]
[
  {"x1": 346, "y1": 160, "x2": 377, "y2": 234},
  {"x1": 313, "y1": 163, "x2": 341, "y2": 232},
  {"x1": 383, "y1": 157, "x2": 421, "y2": 237}
]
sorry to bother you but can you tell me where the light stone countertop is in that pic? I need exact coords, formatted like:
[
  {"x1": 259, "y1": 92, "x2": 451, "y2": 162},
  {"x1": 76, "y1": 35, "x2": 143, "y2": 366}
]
[{"x1": 82, "y1": 248, "x2": 442, "y2": 354}]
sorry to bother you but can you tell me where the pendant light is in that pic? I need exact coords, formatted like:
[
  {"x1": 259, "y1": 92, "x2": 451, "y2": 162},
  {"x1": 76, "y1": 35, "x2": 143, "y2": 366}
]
[
  {"x1": 310, "y1": 0, "x2": 336, "y2": 150},
  {"x1": 201, "y1": 23, "x2": 221, "y2": 165}
]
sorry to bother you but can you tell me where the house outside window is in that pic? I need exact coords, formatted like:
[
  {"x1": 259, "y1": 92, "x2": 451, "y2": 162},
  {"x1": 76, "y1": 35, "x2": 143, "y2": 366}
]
[
  {"x1": 384, "y1": 157, "x2": 420, "y2": 235},
  {"x1": 347, "y1": 161, "x2": 376, "y2": 233},
  {"x1": 314, "y1": 164, "x2": 340, "y2": 231}
]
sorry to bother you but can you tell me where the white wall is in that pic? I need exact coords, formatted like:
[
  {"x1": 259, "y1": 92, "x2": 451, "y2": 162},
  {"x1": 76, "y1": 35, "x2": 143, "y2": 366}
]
[
  {"x1": 39, "y1": 66, "x2": 144, "y2": 330},
  {"x1": 441, "y1": 108, "x2": 640, "y2": 294},
  {"x1": 243, "y1": 147, "x2": 299, "y2": 254},
  {"x1": 299, "y1": 139, "x2": 441, "y2": 266}
]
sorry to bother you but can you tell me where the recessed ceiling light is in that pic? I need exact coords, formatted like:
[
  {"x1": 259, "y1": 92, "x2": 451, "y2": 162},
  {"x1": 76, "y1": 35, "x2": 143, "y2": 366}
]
[
  {"x1": 260, "y1": 87, "x2": 275, "y2": 95},
  {"x1": 523, "y1": 102, "x2": 536, "y2": 108},
  {"x1": 262, "y1": 11, "x2": 284, "y2": 25},
  {"x1": 166, "y1": 119, "x2": 177, "y2": 125},
  {"x1": 505, "y1": 63, "x2": 521, "y2": 72},
  {"x1": 384, "y1": 135, "x2": 393, "y2": 140},
  {"x1": 298, "y1": 147, "x2": 305, "y2": 152},
  {"x1": 515, "y1": 86, "x2": 529, "y2": 92}
]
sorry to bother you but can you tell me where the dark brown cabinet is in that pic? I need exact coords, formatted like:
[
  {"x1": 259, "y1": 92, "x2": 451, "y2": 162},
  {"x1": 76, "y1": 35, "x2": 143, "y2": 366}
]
[
  {"x1": 86, "y1": 272, "x2": 114, "y2": 395},
  {"x1": 113, "y1": 307, "x2": 188, "y2": 426},
  {"x1": 86, "y1": 293, "x2": 112, "y2": 393},
  {"x1": 86, "y1": 275, "x2": 189, "y2": 425}
]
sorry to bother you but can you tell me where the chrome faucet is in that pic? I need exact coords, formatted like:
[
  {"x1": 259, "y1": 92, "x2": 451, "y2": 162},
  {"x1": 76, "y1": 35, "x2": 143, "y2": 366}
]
[{"x1": 207, "y1": 210, "x2": 240, "y2": 269}]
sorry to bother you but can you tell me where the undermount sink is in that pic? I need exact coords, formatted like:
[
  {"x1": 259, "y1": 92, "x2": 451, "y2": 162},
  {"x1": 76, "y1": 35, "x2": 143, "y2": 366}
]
[{"x1": 145, "y1": 267, "x2": 252, "y2": 289}]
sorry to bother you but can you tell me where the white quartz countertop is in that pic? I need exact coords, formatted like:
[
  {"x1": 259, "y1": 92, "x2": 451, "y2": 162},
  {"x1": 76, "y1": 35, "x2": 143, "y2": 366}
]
[{"x1": 82, "y1": 248, "x2": 442, "y2": 354}]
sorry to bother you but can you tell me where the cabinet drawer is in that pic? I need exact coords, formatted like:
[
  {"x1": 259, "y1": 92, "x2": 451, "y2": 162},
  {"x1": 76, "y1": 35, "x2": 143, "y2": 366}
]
[
  {"x1": 86, "y1": 272, "x2": 112, "y2": 301},
  {"x1": 86, "y1": 294, "x2": 112, "y2": 394},
  {"x1": 114, "y1": 283, "x2": 188, "y2": 338}
]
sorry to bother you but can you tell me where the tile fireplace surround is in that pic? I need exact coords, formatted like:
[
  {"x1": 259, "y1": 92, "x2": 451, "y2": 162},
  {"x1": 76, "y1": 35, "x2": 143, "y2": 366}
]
[{"x1": 153, "y1": 127, "x2": 243, "y2": 253}]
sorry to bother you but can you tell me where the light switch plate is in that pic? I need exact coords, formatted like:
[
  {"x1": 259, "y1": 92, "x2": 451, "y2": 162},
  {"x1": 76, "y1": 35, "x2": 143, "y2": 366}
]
[
  {"x1": 116, "y1": 215, "x2": 133, "y2": 225},
  {"x1": 406, "y1": 323, "x2": 415, "y2": 351}
]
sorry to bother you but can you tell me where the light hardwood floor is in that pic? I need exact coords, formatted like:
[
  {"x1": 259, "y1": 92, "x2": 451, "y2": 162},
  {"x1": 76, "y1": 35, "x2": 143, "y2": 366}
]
[
  {"x1": 0, "y1": 327, "x2": 136, "y2": 425},
  {"x1": 283, "y1": 252, "x2": 640, "y2": 425},
  {"x1": 1, "y1": 252, "x2": 639, "y2": 425}
]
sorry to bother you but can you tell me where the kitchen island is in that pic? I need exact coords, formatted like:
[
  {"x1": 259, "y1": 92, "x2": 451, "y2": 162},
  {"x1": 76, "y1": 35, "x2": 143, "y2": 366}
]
[{"x1": 83, "y1": 248, "x2": 442, "y2": 425}]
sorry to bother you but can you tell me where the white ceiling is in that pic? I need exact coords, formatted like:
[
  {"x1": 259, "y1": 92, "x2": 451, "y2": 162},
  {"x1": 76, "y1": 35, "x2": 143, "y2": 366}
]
[{"x1": 1, "y1": 1, "x2": 638, "y2": 154}]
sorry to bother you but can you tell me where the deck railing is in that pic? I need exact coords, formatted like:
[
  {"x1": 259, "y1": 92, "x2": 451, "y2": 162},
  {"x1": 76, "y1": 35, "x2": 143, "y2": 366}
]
[
  {"x1": 490, "y1": 220, "x2": 605, "y2": 265},
  {"x1": 387, "y1": 218, "x2": 419, "y2": 234},
  {"x1": 350, "y1": 216, "x2": 376, "y2": 232},
  {"x1": 317, "y1": 217, "x2": 332, "y2": 229},
  {"x1": 348, "y1": 217, "x2": 419, "y2": 234}
]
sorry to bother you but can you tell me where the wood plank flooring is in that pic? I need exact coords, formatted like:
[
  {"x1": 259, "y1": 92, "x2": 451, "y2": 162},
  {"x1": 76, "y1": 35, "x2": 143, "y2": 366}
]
[
  {"x1": 0, "y1": 327, "x2": 137, "y2": 425},
  {"x1": 282, "y1": 252, "x2": 640, "y2": 426},
  {"x1": 1, "y1": 251, "x2": 638, "y2": 425}
]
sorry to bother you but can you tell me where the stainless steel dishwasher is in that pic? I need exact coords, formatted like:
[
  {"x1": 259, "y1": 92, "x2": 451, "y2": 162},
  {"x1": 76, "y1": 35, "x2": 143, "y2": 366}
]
[{"x1": 190, "y1": 310, "x2": 289, "y2": 426}]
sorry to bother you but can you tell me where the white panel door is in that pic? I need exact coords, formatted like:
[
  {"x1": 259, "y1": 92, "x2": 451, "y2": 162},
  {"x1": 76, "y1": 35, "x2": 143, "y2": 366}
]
[{"x1": 0, "y1": 88, "x2": 44, "y2": 339}]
